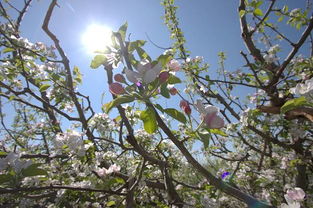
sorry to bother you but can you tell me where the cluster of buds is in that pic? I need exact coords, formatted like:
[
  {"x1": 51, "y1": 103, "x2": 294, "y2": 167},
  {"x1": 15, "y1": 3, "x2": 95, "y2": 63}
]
[{"x1": 108, "y1": 58, "x2": 181, "y2": 96}]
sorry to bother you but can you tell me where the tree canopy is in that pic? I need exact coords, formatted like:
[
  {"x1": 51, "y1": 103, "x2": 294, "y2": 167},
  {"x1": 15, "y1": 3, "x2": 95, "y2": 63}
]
[{"x1": 0, "y1": 0, "x2": 312, "y2": 207}]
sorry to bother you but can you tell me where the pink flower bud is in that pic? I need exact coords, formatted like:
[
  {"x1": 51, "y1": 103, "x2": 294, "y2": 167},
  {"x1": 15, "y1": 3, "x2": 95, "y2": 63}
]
[
  {"x1": 109, "y1": 83, "x2": 125, "y2": 95},
  {"x1": 114, "y1": 74, "x2": 125, "y2": 83},
  {"x1": 159, "y1": 71, "x2": 170, "y2": 83},
  {"x1": 167, "y1": 59, "x2": 181, "y2": 71},
  {"x1": 169, "y1": 87, "x2": 178, "y2": 95},
  {"x1": 180, "y1": 100, "x2": 191, "y2": 115}
]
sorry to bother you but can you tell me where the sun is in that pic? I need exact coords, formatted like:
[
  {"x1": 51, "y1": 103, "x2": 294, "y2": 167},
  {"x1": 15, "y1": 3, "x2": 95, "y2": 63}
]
[{"x1": 81, "y1": 24, "x2": 112, "y2": 54}]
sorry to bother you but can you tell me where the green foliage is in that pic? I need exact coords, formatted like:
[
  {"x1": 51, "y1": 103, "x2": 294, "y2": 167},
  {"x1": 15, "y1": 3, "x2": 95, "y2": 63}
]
[
  {"x1": 39, "y1": 83, "x2": 51, "y2": 92},
  {"x1": 239, "y1": 10, "x2": 246, "y2": 18},
  {"x1": 90, "y1": 55, "x2": 107, "y2": 69},
  {"x1": 160, "y1": 83, "x2": 170, "y2": 98},
  {"x1": 128, "y1": 40, "x2": 146, "y2": 53},
  {"x1": 104, "y1": 95, "x2": 135, "y2": 113},
  {"x1": 157, "y1": 54, "x2": 172, "y2": 67},
  {"x1": 0, "y1": 174, "x2": 13, "y2": 185},
  {"x1": 118, "y1": 22, "x2": 128, "y2": 41},
  {"x1": 167, "y1": 74, "x2": 181, "y2": 84},
  {"x1": 163, "y1": 108, "x2": 187, "y2": 124},
  {"x1": 73, "y1": 66, "x2": 83, "y2": 84},
  {"x1": 253, "y1": 8, "x2": 263, "y2": 16},
  {"x1": 106, "y1": 201, "x2": 116, "y2": 207},
  {"x1": 280, "y1": 96, "x2": 310, "y2": 113},
  {"x1": 196, "y1": 131, "x2": 211, "y2": 149},
  {"x1": 21, "y1": 164, "x2": 48, "y2": 177},
  {"x1": 140, "y1": 107, "x2": 158, "y2": 134}
]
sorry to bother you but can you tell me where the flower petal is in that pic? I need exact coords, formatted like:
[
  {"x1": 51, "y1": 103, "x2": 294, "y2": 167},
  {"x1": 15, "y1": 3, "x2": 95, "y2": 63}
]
[
  {"x1": 143, "y1": 69, "x2": 158, "y2": 84},
  {"x1": 195, "y1": 99, "x2": 206, "y2": 115},
  {"x1": 137, "y1": 59, "x2": 151, "y2": 74},
  {"x1": 151, "y1": 62, "x2": 162, "y2": 74},
  {"x1": 204, "y1": 105, "x2": 219, "y2": 114},
  {"x1": 205, "y1": 113, "x2": 224, "y2": 129},
  {"x1": 125, "y1": 68, "x2": 139, "y2": 83}
]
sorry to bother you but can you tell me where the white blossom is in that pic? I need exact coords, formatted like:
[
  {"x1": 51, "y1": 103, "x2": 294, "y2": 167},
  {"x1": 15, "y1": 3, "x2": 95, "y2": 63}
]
[{"x1": 125, "y1": 59, "x2": 162, "y2": 84}]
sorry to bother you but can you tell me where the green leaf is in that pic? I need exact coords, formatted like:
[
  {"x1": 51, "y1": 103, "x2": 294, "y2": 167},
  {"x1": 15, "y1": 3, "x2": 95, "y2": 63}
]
[
  {"x1": 106, "y1": 201, "x2": 116, "y2": 207},
  {"x1": 104, "y1": 95, "x2": 135, "y2": 113},
  {"x1": 296, "y1": 23, "x2": 302, "y2": 30},
  {"x1": 40, "y1": 56, "x2": 47, "y2": 62},
  {"x1": 140, "y1": 107, "x2": 157, "y2": 134},
  {"x1": 22, "y1": 164, "x2": 47, "y2": 177},
  {"x1": 157, "y1": 54, "x2": 172, "y2": 67},
  {"x1": 118, "y1": 22, "x2": 128, "y2": 41},
  {"x1": 208, "y1": 128, "x2": 227, "y2": 137},
  {"x1": 239, "y1": 10, "x2": 246, "y2": 18},
  {"x1": 196, "y1": 132, "x2": 210, "y2": 149},
  {"x1": 0, "y1": 174, "x2": 13, "y2": 185},
  {"x1": 282, "y1": 5, "x2": 288, "y2": 13},
  {"x1": 90, "y1": 55, "x2": 107, "y2": 69},
  {"x1": 136, "y1": 47, "x2": 151, "y2": 62},
  {"x1": 73, "y1": 66, "x2": 82, "y2": 83},
  {"x1": 278, "y1": 16, "x2": 284, "y2": 22},
  {"x1": 281, "y1": 96, "x2": 308, "y2": 113},
  {"x1": 114, "y1": 177, "x2": 125, "y2": 184},
  {"x1": 154, "y1": 104, "x2": 164, "y2": 112},
  {"x1": 39, "y1": 84, "x2": 50, "y2": 92},
  {"x1": 9, "y1": 95, "x2": 15, "y2": 101},
  {"x1": 167, "y1": 74, "x2": 181, "y2": 84},
  {"x1": 128, "y1": 40, "x2": 146, "y2": 52},
  {"x1": 164, "y1": 108, "x2": 186, "y2": 124},
  {"x1": 2, "y1": 48, "x2": 14, "y2": 53},
  {"x1": 255, "y1": 1, "x2": 263, "y2": 8},
  {"x1": 160, "y1": 84, "x2": 170, "y2": 98},
  {"x1": 254, "y1": 8, "x2": 263, "y2": 16},
  {"x1": 0, "y1": 151, "x2": 7, "y2": 156}
]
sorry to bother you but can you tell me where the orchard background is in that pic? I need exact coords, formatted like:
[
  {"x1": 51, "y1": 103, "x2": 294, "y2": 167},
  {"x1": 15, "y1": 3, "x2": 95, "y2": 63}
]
[{"x1": 0, "y1": 0, "x2": 312, "y2": 207}]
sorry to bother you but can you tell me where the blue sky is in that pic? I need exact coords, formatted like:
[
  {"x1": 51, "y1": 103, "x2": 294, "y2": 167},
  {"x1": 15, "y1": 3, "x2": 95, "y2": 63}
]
[{"x1": 5, "y1": 0, "x2": 309, "y2": 117}]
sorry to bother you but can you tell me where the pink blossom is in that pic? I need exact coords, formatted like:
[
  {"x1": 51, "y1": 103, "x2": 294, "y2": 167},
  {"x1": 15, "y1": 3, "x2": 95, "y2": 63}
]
[
  {"x1": 96, "y1": 168, "x2": 108, "y2": 177},
  {"x1": 204, "y1": 111, "x2": 224, "y2": 129},
  {"x1": 280, "y1": 187, "x2": 305, "y2": 208},
  {"x1": 195, "y1": 99, "x2": 224, "y2": 129},
  {"x1": 96, "y1": 164, "x2": 120, "y2": 177},
  {"x1": 167, "y1": 59, "x2": 181, "y2": 72},
  {"x1": 109, "y1": 83, "x2": 125, "y2": 95},
  {"x1": 286, "y1": 188, "x2": 305, "y2": 201},
  {"x1": 125, "y1": 59, "x2": 162, "y2": 84},
  {"x1": 108, "y1": 164, "x2": 121, "y2": 174}
]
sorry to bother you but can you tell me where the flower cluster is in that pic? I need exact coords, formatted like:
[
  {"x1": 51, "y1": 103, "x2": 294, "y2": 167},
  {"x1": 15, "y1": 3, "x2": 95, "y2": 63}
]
[
  {"x1": 289, "y1": 77, "x2": 313, "y2": 100},
  {"x1": 0, "y1": 153, "x2": 32, "y2": 173},
  {"x1": 88, "y1": 113, "x2": 115, "y2": 136},
  {"x1": 280, "y1": 187, "x2": 305, "y2": 208},
  {"x1": 95, "y1": 164, "x2": 121, "y2": 177},
  {"x1": 109, "y1": 58, "x2": 181, "y2": 96},
  {"x1": 125, "y1": 59, "x2": 162, "y2": 84},
  {"x1": 54, "y1": 130, "x2": 86, "y2": 156},
  {"x1": 263, "y1": 44, "x2": 280, "y2": 63},
  {"x1": 195, "y1": 99, "x2": 224, "y2": 129}
]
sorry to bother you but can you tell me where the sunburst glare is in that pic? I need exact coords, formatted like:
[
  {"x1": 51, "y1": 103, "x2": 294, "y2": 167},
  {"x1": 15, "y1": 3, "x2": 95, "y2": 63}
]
[{"x1": 81, "y1": 24, "x2": 112, "y2": 54}]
